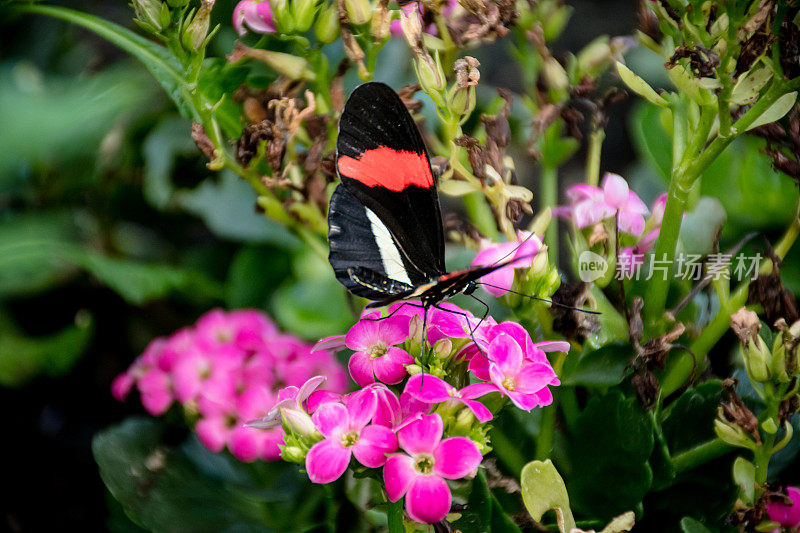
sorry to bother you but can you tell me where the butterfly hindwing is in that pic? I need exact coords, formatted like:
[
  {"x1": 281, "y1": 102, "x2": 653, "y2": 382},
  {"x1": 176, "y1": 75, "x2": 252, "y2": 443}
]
[
  {"x1": 328, "y1": 184, "x2": 424, "y2": 300},
  {"x1": 336, "y1": 82, "x2": 445, "y2": 280}
]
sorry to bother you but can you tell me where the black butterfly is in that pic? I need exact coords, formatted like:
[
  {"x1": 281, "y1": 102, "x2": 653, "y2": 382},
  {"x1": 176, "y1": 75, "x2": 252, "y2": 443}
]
[{"x1": 327, "y1": 82, "x2": 530, "y2": 313}]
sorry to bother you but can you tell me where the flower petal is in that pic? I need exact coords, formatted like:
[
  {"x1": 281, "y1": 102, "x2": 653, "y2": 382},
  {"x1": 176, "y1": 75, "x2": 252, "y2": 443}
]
[
  {"x1": 312, "y1": 335, "x2": 347, "y2": 352},
  {"x1": 488, "y1": 334, "x2": 523, "y2": 375},
  {"x1": 398, "y1": 413, "x2": 443, "y2": 455},
  {"x1": 383, "y1": 454, "x2": 417, "y2": 501},
  {"x1": 348, "y1": 351, "x2": 376, "y2": 387},
  {"x1": 460, "y1": 398, "x2": 493, "y2": 422},
  {"x1": 433, "y1": 437, "x2": 483, "y2": 479},
  {"x1": 352, "y1": 425, "x2": 398, "y2": 467},
  {"x1": 305, "y1": 439, "x2": 351, "y2": 484},
  {"x1": 406, "y1": 475, "x2": 451, "y2": 524},
  {"x1": 515, "y1": 363, "x2": 558, "y2": 394},
  {"x1": 373, "y1": 347, "x2": 413, "y2": 384},
  {"x1": 601, "y1": 173, "x2": 629, "y2": 208},
  {"x1": 344, "y1": 388, "x2": 378, "y2": 430},
  {"x1": 404, "y1": 374, "x2": 453, "y2": 403},
  {"x1": 312, "y1": 402, "x2": 349, "y2": 438}
]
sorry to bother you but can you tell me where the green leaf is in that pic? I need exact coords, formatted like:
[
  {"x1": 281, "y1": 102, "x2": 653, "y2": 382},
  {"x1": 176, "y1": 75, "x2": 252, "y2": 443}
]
[
  {"x1": 225, "y1": 246, "x2": 291, "y2": 308},
  {"x1": 732, "y1": 457, "x2": 756, "y2": 503},
  {"x1": 456, "y1": 470, "x2": 492, "y2": 532},
  {"x1": 18, "y1": 4, "x2": 192, "y2": 117},
  {"x1": 143, "y1": 116, "x2": 198, "y2": 209},
  {"x1": 617, "y1": 62, "x2": 669, "y2": 107},
  {"x1": 679, "y1": 516, "x2": 715, "y2": 533},
  {"x1": 272, "y1": 251, "x2": 354, "y2": 340},
  {"x1": 561, "y1": 342, "x2": 631, "y2": 387},
  {"x1": 75, "y1": 251, "x2": 223, "y2": 305},
  {"x1": 0, "y1": 212, "x2": 222, "y2": 304},
  {"x1": 521, "y1": 459, "x2": 576, "y2": 532},
  {"x1": 93, "y1": 418, "x2": 268, "y2": 532},
  {"x1": 565, "y1": 392, "x2": 654, "y2": 520},
  {"x1": 178, "y1": 170, "x2": 298, "y2": 246},
  {"x1": 661, "y1": 381, "x2": 724, "y2": 453},
  {"x1": 0, "y1": 309, "x2": 93, "y2": 387},
  {"x1": 746, "y1": 91, "x2": 798, "y2": 131}
]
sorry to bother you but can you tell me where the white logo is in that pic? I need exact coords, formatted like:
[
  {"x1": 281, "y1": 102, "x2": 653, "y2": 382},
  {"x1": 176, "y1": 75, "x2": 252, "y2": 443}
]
[{"x1": 578, "y1": 251, "x2": 608, "y2": 282}]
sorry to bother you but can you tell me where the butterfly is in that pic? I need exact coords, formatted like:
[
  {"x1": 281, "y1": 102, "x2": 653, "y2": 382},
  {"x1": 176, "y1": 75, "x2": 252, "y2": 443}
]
[{"x1": 327, "y1": 81, "x2": 532, "y2": 314}]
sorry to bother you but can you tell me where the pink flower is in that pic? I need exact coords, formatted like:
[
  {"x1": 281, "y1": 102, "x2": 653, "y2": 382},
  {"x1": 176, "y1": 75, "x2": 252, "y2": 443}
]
[
  {"x1": 767, "y1": 486, "x2": 800, "y2": 529},
  {"x1": 353, "y1": 383, "x2": 403, "y2": 427},
  {"x1": 247, "y1": 376, "x2": 327, "y2": 434},
  {"x1": 404, "y1": 374, "x2": 494, "y2": 422},
  {"x1": 112, "y1": 309, "x2": 348, "y2": 463},
  {"x1": 559, "y1": 173, "x2": 649, "y2": 236},
  {"x1": 469, "y1": 333, "x2": 558, "y2": 410},
  {"x1": 346, "y1": 315, "x2": 414, "y2": 386},
  {"x1": 471, "y1": 231, "x2": 543, "y2": 296},
  {"x1": 306, "y1": 394, "x2": 398, "y2": 483},
  {"x1": 383, "y1": 414, "x2": 482, "y2": 524},
  {"x1": 233, "y1": 0, "x2": 276, "y2": 36}
]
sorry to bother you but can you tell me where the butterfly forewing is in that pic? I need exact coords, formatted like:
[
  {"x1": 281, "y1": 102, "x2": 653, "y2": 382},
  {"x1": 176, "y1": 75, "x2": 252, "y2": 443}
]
[{"x1": 335, "y1": 82, "x2": 445, "y2": 279}]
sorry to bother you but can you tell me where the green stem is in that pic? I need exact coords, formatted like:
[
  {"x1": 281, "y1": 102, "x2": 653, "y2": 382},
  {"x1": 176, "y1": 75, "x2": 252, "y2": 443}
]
[
  {"x1": 645, "y1": 81, "x2": 799, "y2": 327},
  {"x1": 754, "y1": 383, "x2": 783, "y2": 488},
  {"x1": 490, "y1": 425, "x2": 527, "y2": 476},
  {"x1": 541, "y1": 165, "x2": 559, "y2": 263},
  {"x1": 387, "y1": 498, "x2": 404, "y2": 533},
  {"x1": 661, "y1": 199, "x2": 800, "y2": 397},
  {"x1": 671, "y1": 438, "x2": 732, "y2": 474},
  {"x1": 559, "y1": 387, "x2": 580, "y2": 431},
  {"x1": 535, "y1": 402, "x2": 556, "y2": 461},
  {"x1": 585, "y1": 129, "x2": 605, "y2": 187}
]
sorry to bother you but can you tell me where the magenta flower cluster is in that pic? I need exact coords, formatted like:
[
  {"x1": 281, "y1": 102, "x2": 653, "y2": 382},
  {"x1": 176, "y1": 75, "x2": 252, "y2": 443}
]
[
  {"x1": 253, "y1": 302, "x2": 565, "y2": 524},
  {"x1": 767, "y1": 486, "x2": 800, "y2": 531},
  {"x1": 112, "y1": 309, "x2": 348, "y2": 462},
  {"x1": 555, "y1": 172, "x2": 667, "y2": 275}
]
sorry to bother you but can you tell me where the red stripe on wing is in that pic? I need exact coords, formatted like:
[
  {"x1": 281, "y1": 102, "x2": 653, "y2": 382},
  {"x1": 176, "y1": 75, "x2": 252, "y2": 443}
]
[{"x1": 337, "y1": 146, "x2": 433, "y2": 191}]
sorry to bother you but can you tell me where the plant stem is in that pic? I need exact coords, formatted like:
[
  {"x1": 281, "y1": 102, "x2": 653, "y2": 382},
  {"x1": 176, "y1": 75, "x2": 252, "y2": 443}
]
[
  {"x1": 490, "y1": 426, "x2": 526, "y2": 476},
  {"x1": 541, "y1": 165, "x2": 559, "y2": 263},
  {"x1": 387, "y1": 498, "x2": 404, "y2": 533},
  {"x1": 643, "y1": 95, "x2": 690, "y2": 328},
  {"x1": 585, "y1": 129, "x2": 605, "y2": 187},
  {"x1": 535, "y1": 402, "x2": 556, "y2": 461},
  {"x1": 671, "y1": 438, "x2": 732, "y2": 474},
  {"x1": 660, "y1": 199, "x2": 800, "y2": 397}
]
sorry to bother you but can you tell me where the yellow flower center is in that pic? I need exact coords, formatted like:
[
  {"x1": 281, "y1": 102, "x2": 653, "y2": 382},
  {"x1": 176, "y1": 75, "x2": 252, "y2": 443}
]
[
  {"x1": 340, "y1": 432, "x2": 359, "y2": 447},
  {"x1": 414, "y1": 454, "x2": 434, "y2": 475},
  {"x1": 502, "y1": 376, "x2": 516, "y2": 391},
  {"x1": 369, "y1": 342, "x2": 388, "y2": 358}
]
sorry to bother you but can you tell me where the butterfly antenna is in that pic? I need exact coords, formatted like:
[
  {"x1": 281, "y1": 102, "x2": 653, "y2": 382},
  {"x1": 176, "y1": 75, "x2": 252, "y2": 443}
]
[{"x1": 476, "y1": 282, "x2": 601, "y2": 315}]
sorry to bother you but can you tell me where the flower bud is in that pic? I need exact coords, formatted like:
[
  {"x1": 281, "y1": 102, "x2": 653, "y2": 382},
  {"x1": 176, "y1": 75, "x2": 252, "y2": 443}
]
[
  {"x1": 345, "y1": 0, "x2": 371, "y2": 25},
  {"x1": 406, "y1": 364, "x2": 423, "y2": 375},
  {"x1": 453, "y1": 407, "x2": 477, "y2": 433},
  {"x1": 457, "y1": 0, "x2": 484, "y2": 14},
  {"x1": 228, "y1": 43, "x2": 316, "y2": 80},
  {"x1": 281, "y1": 445, "x2": 306, "y2": 464},
  {"x1": 315, "y1": 3, "x2": 340, "y2": 43},
  {"x1": 182, "y1": 0, "x2": 214, "y2": 51},
  {"x1": 370, "y1": 0, "x2": 391, "y2": 41},
  {"x1": 132, "y1": 0, "x2": 170, "y2": 33},
  {"x1": 541, "y1": 58, "x2": 569, "y2": 91},
  {"x1": 281, "y1": 407, "x2": 316, "y2": 436},
  {"x1": 743, "y1": 338, "x2": 771, "y2": 383},
  {"x1": 234, "y1": 0, "x2": 276, "y2": 35},
  {"x1": 416, "y1": 52, "x2": 446, "y2": 101},
  {"x1": 770, "y1": 342, "x2": 791, "y2": 383},
  {"x1": 577, "y1": 37, "x2": 612, "y2": 77},
  {"x1": 714, "y1": 415, "x2": 754, "y2": 450},
  {"x1": 433, "y1": 338, "x2": 453, "y2": 360},
  {"x1": 292, "y1": 0, "x2": 318, "y2": 33}
]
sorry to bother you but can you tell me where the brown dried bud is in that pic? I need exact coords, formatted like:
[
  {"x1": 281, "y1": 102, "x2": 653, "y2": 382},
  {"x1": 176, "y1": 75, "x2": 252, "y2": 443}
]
[
  {"x1": 454, "y1": 56, "x2": 481, "y2": 89},
  {"x1": 632, "y1": 371, "x2": 660, "y2": 409},
  {"x1": 191, "y1": 123, "x2": 215, "y2": 161},
  {"x1": 730, "y1": 307, "x2": 761, "y2": 345}
]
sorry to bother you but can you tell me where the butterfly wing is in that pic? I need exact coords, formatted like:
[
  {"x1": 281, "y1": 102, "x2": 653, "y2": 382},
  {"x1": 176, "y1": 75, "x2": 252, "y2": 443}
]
[
  {"x1": 328, "y1": 184, "x2": 419, "y2": 299},
  {"x1": 336, "y1": 82, "x2": 445, "y2": 281}
]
